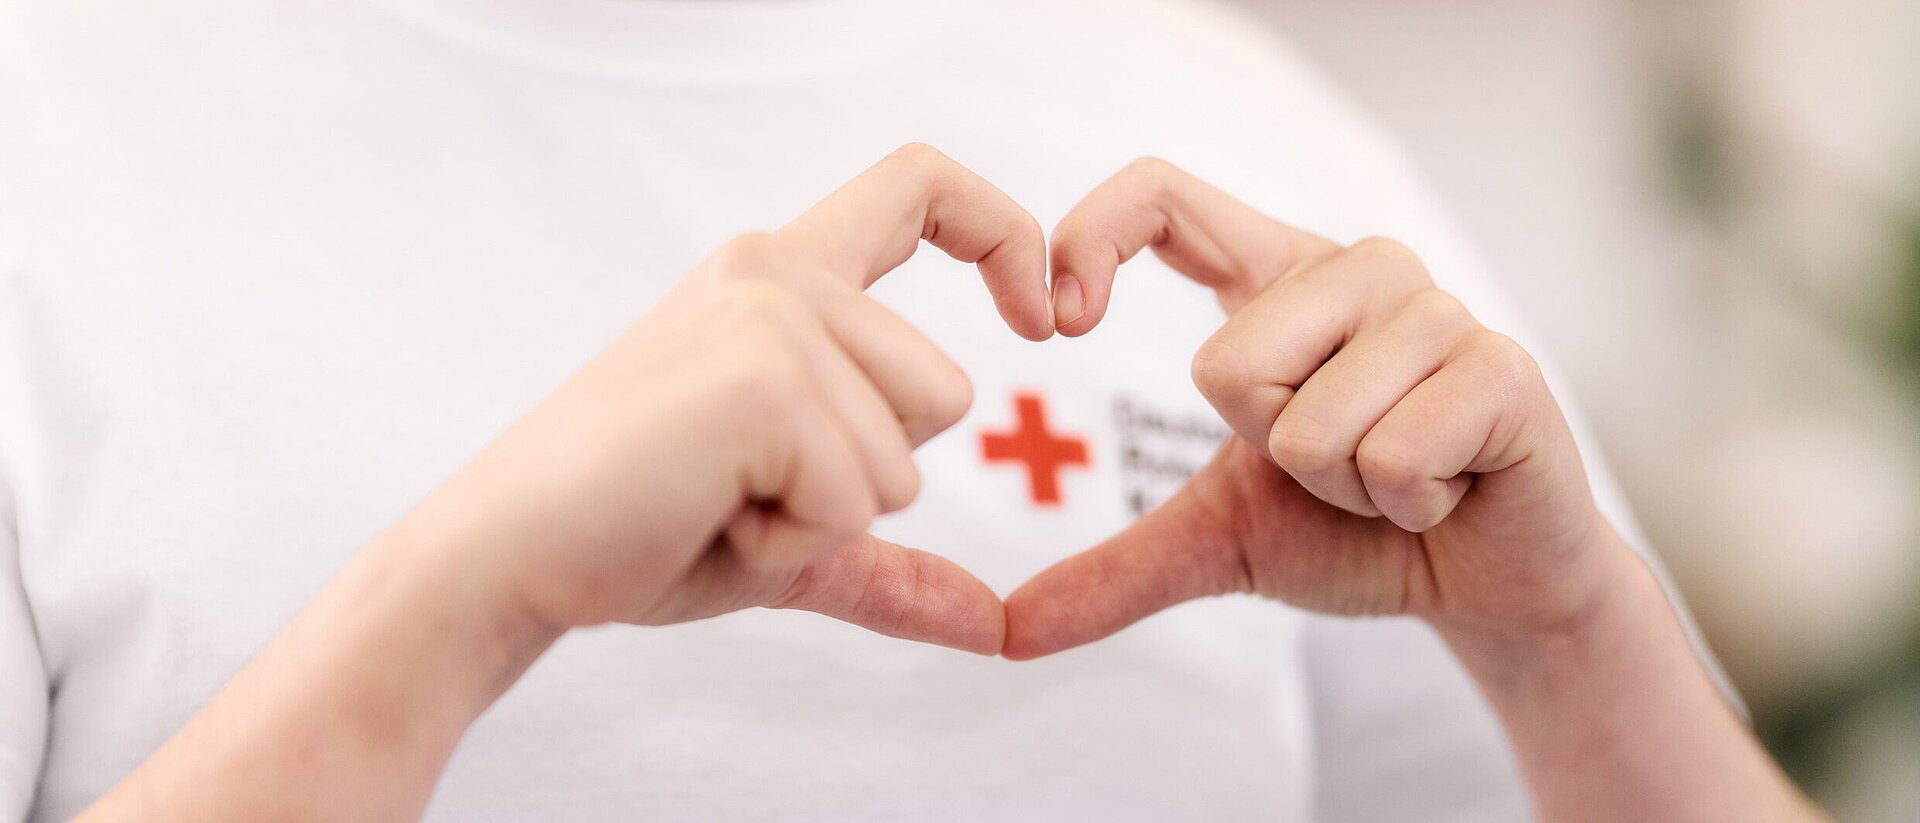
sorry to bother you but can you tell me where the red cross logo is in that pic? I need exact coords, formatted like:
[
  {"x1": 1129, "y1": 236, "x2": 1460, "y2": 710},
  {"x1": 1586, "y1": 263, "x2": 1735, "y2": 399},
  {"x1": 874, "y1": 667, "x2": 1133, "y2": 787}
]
[{"x1": 980, "y1": 391, "x2": 1090, "y2": 506}]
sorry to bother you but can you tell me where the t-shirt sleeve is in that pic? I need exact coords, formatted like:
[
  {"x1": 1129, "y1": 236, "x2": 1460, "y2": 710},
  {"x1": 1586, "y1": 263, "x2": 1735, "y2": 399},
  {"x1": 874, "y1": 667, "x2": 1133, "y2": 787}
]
[
  {"x1": 0, "y1": 481, "x2": 46, "y2": 821},
  {"x1": 1302, "y1": 614, "x2": 1530, "y2": 822},
  {"x1": 0, "y1": 81, "x2": 48, "y2": 814}
]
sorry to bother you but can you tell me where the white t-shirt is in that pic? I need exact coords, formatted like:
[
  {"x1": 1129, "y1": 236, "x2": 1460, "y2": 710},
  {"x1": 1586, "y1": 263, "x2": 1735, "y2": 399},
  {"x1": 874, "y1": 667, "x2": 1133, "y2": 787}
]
[{"x1": 0, "y1": 1, "x2": 1733, "y2": 820}]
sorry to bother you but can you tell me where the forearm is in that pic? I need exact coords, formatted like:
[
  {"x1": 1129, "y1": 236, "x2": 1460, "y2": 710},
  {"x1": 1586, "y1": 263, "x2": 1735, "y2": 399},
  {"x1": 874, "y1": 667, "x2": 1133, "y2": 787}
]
[
  {"x1": 1436, "y1": 530, "x2": 1824, "y2": 822},
  {"x1": 79, "y1": 513, "x2": 561, "y2": 822}
]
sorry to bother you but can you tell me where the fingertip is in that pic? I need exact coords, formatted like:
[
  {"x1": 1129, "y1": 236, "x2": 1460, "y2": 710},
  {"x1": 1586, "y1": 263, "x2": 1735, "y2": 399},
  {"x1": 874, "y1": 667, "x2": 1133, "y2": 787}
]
[
  {"x1": 1050, "y1": 273, "x2": 1112, "y2": 338},
  {"x1": 998, "y1": 620, "x2": 1072, "y2": 661},
  {"x1": 1046, "y1": 227, "x2": 1118, "y2": 338},
  {"x1": 985, "y1": 253, "x2": 1055, "y2": 342},
  {"x1": 1050, "y1": 273, "x2": 1085, "y2": 329},
  {"x1": 998, "y1": 580, "x2": 1079, "y2": 660},
  {"x1": 1002, "y1": 315, "x2": 1053, "y2": 342},
  {"x1": 1052, "y1": 307, "x2": 1105, "y2": 338},
  {"x1": 967, "y1": 598, "x2": 1010, "y2": 656},
  {"x1": 997, "y1": 636, "x2": 1050, "y2": 661},
  {"x1": 1015, "y1": 321, "x2": 1057, "y2": 343},
  {"x1": 933, "y1": 566, "x2": 1009, "y2": 656}
]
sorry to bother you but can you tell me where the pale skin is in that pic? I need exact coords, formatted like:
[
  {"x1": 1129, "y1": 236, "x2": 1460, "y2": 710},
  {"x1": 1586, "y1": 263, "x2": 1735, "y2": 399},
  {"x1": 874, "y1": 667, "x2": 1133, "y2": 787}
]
[{"x1": 71, "y1": 145, "x2": 1825, "y2": 822}]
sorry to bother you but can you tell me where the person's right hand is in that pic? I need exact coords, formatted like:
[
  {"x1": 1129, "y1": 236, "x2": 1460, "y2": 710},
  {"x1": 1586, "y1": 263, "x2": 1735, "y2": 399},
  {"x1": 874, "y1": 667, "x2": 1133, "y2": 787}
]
[{"x1": 398, "y1": 144, "x2": 1051, "y2": 654}]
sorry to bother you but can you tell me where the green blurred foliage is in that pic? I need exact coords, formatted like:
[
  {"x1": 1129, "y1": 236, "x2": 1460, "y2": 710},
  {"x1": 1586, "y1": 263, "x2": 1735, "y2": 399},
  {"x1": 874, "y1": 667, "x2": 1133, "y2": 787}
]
[
  {"x1": 1893, "y1": 210, "x2": 1920, "y2": 379},
  {"x1": 1760, "y1": 202, "x2": 1920, "y2": 799},
  {"x1": 1658, "y1": 42, "x2": 1920, "y2": 797}
]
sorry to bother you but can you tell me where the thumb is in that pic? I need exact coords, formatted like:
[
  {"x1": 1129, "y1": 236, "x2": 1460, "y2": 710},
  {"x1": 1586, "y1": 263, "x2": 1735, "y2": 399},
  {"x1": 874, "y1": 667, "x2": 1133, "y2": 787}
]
[
  {"x1": 770, "y1": 533, "x2": 1007, "y2": 655},
  {"x1": 1002, "y1": 472, "x2": 1249, "y2": 660}
]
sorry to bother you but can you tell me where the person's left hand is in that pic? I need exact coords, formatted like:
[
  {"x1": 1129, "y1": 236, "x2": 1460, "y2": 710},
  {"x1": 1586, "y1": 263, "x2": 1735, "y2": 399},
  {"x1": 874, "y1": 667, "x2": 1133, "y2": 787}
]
[{"x1": 1004, "y1": 159, "x2": 1630, "y2": 658}]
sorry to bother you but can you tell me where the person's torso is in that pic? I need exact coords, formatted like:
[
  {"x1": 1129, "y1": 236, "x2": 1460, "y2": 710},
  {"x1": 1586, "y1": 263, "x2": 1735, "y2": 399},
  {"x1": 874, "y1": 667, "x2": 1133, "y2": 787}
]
[{"x1": 0, "y1": 1, "x2": 1491, "y2": 818}]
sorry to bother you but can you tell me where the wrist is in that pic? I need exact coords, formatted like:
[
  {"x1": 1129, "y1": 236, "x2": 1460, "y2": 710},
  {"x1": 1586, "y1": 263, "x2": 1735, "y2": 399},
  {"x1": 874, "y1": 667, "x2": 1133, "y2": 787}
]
[
  {"x1": 241, "y1": 517, "x2": 564, "y2": 808},
  {"x1": 1431, "y1": 528, "x2": 1661, "y2": 698},
  {"x1": 368, "y1": 510, "x2": 568, "y2": 707}
]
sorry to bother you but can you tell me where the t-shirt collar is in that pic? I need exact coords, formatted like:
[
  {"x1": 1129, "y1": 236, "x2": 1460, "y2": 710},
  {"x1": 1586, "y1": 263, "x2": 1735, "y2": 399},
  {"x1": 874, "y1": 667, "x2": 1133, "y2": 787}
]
[{"x1": 361, "y1": 0, "x2": 964, "y2": 84}]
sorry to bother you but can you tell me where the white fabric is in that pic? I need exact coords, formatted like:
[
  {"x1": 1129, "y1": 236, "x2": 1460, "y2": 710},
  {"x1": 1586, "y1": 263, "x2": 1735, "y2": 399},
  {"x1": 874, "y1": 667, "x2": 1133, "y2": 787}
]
[{"x1": 0, "y1": 0, "x2": 1731, "y2": 820}]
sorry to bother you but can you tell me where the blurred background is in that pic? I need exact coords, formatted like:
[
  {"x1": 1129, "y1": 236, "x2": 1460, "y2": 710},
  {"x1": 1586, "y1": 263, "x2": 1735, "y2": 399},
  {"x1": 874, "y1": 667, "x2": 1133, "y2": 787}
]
[{"x1": 1230, "y1": 0, "x2": 1919, "y2": 817}]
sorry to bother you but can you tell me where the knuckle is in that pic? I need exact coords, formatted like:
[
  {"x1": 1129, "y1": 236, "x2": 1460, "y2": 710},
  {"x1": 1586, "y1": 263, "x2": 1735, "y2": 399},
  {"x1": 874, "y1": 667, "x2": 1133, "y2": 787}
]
[
  {"x1": 1469, "y1": 331, "x2": 1542, "y2": 393},
  {"x1": 707, "y1": 231, "x2": 784, "y2": 277},
  {"x1": 1402, "y1": 286, "x2": 1472, "y2": 326},
  {"x1": 713, "y1": 236, "x2": 838, "y2": 291},
  {"x1": 1013, "y1": 211, "x2": 1046, "y2": 250},
  {"x1": 1120, "y1": 156, "x2": 1186, "y2": 204},
  {"x1": 1267, "y1": 414, "x2": 1345, "y2": 477},
  {"x1": 1124, "y1": 155, "x2": 1178, "y2": 178},
  {"x1": 877, "y1": 460, "x2": 922, "y2": 514},
  {"x1": 1356, "y1": 437, "x2": 1425, "y2": 492},
  {"x1": 1190, "y1": 338, "x2": 1255, "y2": 403},
  {"x1": 927, "y1": 366, "x2": 975, "y2": 431},
  {"x1": 886, "y1": 141, "x2": 949, "y2": 171},
  {"x1": 1347, "y1": 236, "x2": 1433, "y2": 286},
  {"x1": 1348, "y1": 235, "x2": 1415, "y2": 262}
]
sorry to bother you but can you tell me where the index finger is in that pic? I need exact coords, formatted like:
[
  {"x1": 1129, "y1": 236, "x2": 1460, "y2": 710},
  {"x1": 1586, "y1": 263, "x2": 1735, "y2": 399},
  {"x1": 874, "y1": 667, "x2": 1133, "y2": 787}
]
[
  {"x1": 1048, "y1": 157, "x2": 1342, "y2": 336},
  {"x1": 777, "y1": 143, "x2": 1054, "y2": 341}
]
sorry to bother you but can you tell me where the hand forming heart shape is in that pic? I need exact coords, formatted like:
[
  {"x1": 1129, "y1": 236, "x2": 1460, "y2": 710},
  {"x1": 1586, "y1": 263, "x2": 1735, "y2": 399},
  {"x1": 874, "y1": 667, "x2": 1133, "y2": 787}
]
[
  {"x1": 745, "y1": 149, "x2": 1624, "y2": 662},
  {"x1": 445, "y1": 143, "x2": 1624, "y2": 665}
]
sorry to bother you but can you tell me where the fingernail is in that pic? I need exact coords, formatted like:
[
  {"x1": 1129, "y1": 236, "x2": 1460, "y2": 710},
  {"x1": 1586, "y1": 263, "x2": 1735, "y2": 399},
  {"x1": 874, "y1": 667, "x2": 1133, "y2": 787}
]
[{"x1": 1052, "y1": 275, "x2": 1084, "y2": 329}]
